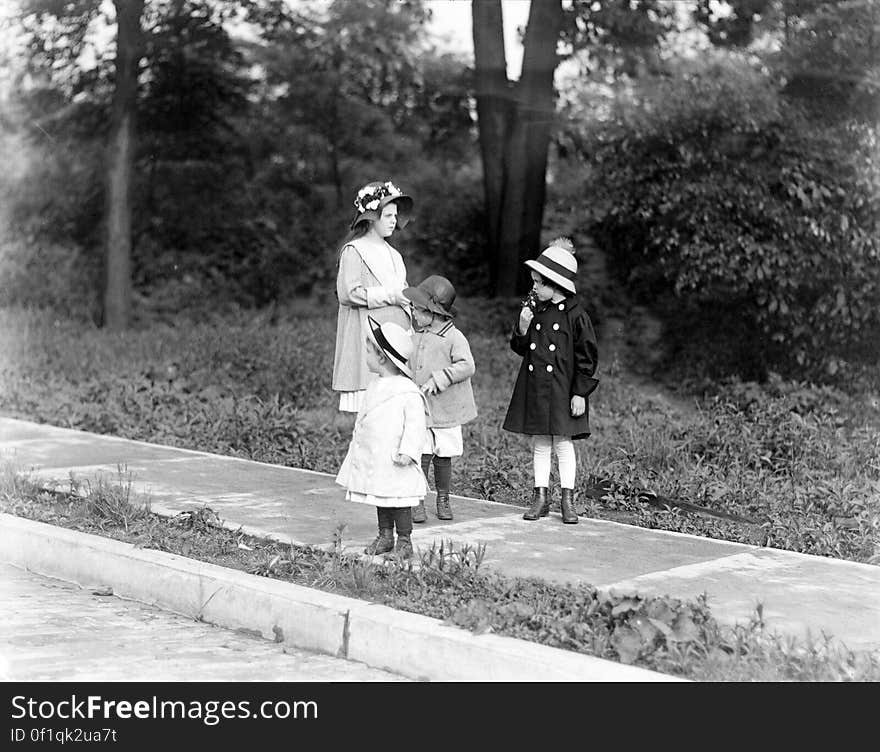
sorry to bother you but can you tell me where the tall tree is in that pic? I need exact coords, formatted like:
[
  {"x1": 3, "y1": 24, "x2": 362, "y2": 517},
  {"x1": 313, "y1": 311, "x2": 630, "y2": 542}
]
[
  {"x1": 257, "y1": 0, "x2": 435, "y2": 207},
  {"x1": 474, "y1": 0, "x2": 562, "y2": 296},
  {"x1": 104, "y1": 0, "x2": 145, "y2": 330},
  {"x1": 695, "y1": 0, "x2": 880, "y2": 120},
  {"x1": 472, "y1": 0, "x2": 670, "y2": 296},
  {"x1": 472, "y1": 0, "x2": 508, "y2": 287},
  {"x1": 14, "y1": 0, "x2": 259, "y2": 325}
]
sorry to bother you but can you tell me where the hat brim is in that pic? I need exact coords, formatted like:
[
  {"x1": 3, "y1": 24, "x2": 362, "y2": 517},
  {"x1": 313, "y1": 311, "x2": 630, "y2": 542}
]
[
  {"x1": 350, "y1": 194, "x2": 414, "y2": 230},
  {"x1": 525, "y1": 259, "x2": 576, "y2": 294},
  {"x1": 402, "y1": 286, "x2": 453, "y2": 318},
  {"x1": 367, "y1": 316, "x2": 413, "y2": 378}
]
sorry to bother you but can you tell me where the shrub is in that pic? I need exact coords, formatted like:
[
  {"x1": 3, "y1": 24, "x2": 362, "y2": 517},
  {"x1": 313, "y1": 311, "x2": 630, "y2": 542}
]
[
  {"x1": 587, "y1": 55, "x2": 880, "y2": 381},
  {"x1": 0, "y1": 236, "x2": 101, "y2": 321}
]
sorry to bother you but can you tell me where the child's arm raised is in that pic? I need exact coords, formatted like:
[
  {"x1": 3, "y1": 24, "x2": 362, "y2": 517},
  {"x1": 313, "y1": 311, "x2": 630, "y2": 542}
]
[{"x1": 510, "y1": 308, "x2": 533, "y2": 356}]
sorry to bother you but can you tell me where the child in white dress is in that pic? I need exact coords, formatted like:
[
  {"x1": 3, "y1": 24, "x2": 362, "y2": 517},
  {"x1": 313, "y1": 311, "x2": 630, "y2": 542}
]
[{"x1": 335, "y1": 317, "x2": 427, "y2": 558}]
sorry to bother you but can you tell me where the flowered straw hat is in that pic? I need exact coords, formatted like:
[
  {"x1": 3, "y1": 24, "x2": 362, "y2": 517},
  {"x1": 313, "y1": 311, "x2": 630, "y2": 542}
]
[
  {"x1": 350, "y1": 180, "x2": 414, "y2": 230},
  {"x1": 524, "y1": 237, "x2": 577, "y2": 295}
]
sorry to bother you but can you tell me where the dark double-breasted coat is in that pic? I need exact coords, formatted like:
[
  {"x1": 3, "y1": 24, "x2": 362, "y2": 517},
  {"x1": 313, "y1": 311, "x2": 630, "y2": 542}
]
[{"x1": 502, "y1": 297, "x2": 599, "y2": 440}]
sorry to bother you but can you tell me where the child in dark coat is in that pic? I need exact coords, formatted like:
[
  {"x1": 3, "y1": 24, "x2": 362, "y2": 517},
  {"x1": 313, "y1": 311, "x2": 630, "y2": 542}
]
[{"x1": 502, "y1": 238, "x2": 599, "y2": 524}]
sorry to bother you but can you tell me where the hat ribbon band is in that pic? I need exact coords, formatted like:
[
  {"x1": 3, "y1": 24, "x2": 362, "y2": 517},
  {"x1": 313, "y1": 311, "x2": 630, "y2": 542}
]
[
  {"x1": 536, "y1": 255, "x2": 576, "y2": 281},
  {"x1": 372, "y1": 324, "x2": 407, "y2": 364}
]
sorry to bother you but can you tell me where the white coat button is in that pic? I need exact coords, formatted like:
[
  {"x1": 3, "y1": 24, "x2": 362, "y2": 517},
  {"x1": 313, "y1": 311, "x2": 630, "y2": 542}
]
[
  {"x1": 546, "y1": 365, "x2": 553, "y2": 372},
  {"x1": 535, "y1": 323, "x2": 541, "y2": 331},
  {"x1": 558, "y1": 303, "x2": 565, "y2": 311},
  {"x1": 530, "y1": 343, "x2": 536, "y2": 350},
  {"x1": 528, "y1": 364, "x2": 534, "y2": 372},
  {"x1": 549, "y1": 344, "x2": 556, "y2": 352},
  {"x1": 553, "y1": 323, "x2": 560, "y2": 331}
]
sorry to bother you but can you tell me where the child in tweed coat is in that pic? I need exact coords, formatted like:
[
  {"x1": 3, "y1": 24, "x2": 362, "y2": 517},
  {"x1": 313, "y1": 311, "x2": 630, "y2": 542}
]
[{"x1": 404, "y1": 275, "x2": 477, "y2": 523}]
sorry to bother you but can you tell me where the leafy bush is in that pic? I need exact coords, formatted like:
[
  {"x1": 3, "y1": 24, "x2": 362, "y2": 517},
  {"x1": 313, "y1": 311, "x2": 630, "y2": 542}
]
[
  {"x1": 0, "y1": 236, "x2": 101, "y2": 321},
  {"x1": 401, "y1": 158, "x2": 491, "y2": 297},
  {"x1": 587, "y1": 55, "x2": 880, "y2": 380}
]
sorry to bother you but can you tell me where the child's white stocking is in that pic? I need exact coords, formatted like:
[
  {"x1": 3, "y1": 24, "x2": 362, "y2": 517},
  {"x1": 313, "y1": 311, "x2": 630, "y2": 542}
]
[
  {"x1": 532, "y1": 435, "x2": 553, "y2": 487},
  {"x1": 554, "y1": 436, "x2": 576, "y2": 489}
]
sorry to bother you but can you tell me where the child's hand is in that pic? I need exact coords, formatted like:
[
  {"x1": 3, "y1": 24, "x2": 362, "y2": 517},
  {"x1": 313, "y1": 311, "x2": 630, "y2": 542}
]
[
  {"x1": 570, "y1": 395, "x2": 586, "y2": 417},
  {"x1": 518, "y1": 307, "x2": 534, "y2": 334},
  {"x1": 393, "y1": 453, "x2": 414, "y2": 466},
  {"x1": 420, "y1": 377, "x2": 439, "y2": 396}
]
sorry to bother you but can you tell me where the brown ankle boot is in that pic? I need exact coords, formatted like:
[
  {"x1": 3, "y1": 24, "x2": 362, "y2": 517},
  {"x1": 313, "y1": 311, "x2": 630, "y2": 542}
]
[
  {"x1": 523, "y1": 487, "x2": 550, "y2": 520},
  {"x1": 412, "y1": 500, "x2": 427, "y2": 523},
  {"x1": 364, "y1": 529, "x2": 394, "y2": 554},
  {"x1": 435, "y1": 492, "x2": 453, "y2": 520},
  {"x1": 560, "y1": 488, "x2": 578, "y2": 524}
]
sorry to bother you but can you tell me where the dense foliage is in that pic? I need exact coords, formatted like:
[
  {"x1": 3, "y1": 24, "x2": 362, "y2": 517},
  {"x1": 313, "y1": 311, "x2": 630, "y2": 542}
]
[
  {"x1": 587, "y1": 55, "x2": 880, "y2": 379},
  {"x1": 0, "y1": 0, "x2": 486, "y2": 312}
]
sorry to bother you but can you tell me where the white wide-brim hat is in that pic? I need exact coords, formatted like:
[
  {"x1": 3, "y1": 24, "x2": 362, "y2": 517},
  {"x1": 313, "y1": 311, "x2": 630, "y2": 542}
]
[
  {"x1": 524, "y1": 244, "x2": 577, "y2": 294},
  {"x1": 367, "y1": 316, "x2": 413, "y2": 378}
]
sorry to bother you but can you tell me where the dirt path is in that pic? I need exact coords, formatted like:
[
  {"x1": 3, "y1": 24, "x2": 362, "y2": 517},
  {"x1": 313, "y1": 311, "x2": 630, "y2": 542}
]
[{"x1": 542, "y1": 206, "x2": 697, "y2": 419}]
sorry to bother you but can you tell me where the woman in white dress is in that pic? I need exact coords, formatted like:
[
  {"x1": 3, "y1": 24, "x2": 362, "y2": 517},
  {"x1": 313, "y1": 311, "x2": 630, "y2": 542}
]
[{"x1": 332, "y1": 180, "x2": 414, "y2": 413}]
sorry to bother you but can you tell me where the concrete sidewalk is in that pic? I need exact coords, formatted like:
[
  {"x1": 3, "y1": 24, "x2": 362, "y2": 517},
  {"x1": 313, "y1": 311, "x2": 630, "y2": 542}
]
[{"x1": 2, "y1": 416, "x2": 879, "y2": 654}]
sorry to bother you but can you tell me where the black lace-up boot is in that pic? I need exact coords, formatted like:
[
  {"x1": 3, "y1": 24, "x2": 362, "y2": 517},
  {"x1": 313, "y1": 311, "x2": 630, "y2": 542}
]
[
  {"x1": 523, "y1": 487, "x2": 550, "y2": 520},
  {"x1": 560, "y1": 488, "x2": 578, "y2": 524},
  {"x1": 435, "y1": 492, "x2": 453, "y2": 520}
]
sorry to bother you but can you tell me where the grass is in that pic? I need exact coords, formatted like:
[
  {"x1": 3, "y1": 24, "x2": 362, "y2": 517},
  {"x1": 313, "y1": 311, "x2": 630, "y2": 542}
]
[
  {"x1": 3, "y1": 464, "x2": 879, "y2": 682},
  {"x1": 1, "y1": 300, "x2": 878, "y2": 564}
]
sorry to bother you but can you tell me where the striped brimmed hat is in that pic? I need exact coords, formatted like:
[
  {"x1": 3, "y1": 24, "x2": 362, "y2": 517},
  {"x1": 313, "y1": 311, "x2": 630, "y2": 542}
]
[
  {"x1": 524, "y1": 237, "x2": 577, "y2": 294},
  {"x1": 367, "y1": 316, "x2": 413, "y2": 378}
]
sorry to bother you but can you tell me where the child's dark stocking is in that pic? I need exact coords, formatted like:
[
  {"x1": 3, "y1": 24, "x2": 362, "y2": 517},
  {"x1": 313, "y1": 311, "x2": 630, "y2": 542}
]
[
  {"x1": 413, "y1": 454, "x2": 433, "y2": 524},
  {"x1": 364, "y1": 507, "x2": 395, "y2": 555},
  {"x1": 433, "y1": 456, "x2": 453, "y2": 520},
  {"x1": 391, "y1": 507, "x2": 414, "y2": 558}
]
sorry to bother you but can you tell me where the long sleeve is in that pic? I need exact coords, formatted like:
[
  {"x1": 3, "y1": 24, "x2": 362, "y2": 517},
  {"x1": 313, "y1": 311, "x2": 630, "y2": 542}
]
[
  {"x1": 431, "y1": 330, "x2": 476, "y2": 391},
  {"x1": 336, "y1": 245, "x2": 401, "y2": 308},
  {"x1": 398, "y1": 392, "x2": 427, "y2": 462},
  {"x1": 571, "y1": 311, "x2": 599, "y2": 396},
  {"x1": 510, "y1": 322, "x2": 530, "y2": 356}
]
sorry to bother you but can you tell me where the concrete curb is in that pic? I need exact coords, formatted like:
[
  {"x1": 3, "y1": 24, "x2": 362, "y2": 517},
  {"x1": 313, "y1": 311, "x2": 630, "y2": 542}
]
[{"x1": 1, "y1": 513, "x2": 684, "y2": 682}]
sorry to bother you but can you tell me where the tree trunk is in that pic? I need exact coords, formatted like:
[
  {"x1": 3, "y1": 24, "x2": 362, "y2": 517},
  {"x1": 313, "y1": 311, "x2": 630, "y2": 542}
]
[
  {"x1": 472, "y1": 0, "x2": 563, "y2": 297},
  {"x1": 103, "y1": 0, "x2": 144, "y2": 330},
  {"x1": 472, "y1": 0, "x2": 509, "y2": 291},
  {"x1": 517, "y1": 0, "x2": 564, "y2": 293}
]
